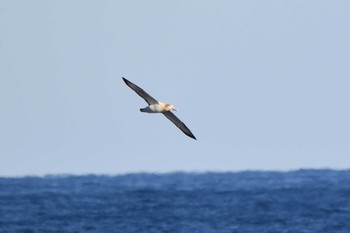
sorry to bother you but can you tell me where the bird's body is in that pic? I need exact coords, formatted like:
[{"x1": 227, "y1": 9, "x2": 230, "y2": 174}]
[
  {"x1": 122, "y1": 77, "x2": 196, "y2": 140},
  {"x1": 140, "y1": 103, "x2": 174, "y2": 113}
]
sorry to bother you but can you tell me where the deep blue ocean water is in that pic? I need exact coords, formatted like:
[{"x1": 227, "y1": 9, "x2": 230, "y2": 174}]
[{"x1": 1, "y1": 170, "x2": 350, "y2": 233}]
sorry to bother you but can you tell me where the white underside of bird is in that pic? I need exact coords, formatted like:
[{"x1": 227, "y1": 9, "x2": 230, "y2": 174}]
[
  {"x1": 140, "y1": 103, "x2": 176, "y2": 113},
  {"x1": 122, "y1": 77, "x2": 196, "y2": 140}
]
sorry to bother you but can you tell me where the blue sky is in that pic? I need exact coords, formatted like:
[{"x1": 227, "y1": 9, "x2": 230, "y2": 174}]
[{"x1": 1, "y1": 1, "x2": 349, "y2": 176}]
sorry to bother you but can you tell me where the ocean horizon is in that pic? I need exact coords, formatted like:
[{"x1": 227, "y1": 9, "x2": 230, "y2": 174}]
[{"x1": 1, "y1": 169, "x2": 349, "y2": 232}]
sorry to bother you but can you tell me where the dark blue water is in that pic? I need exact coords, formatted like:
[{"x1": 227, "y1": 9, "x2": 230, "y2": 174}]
[{"x1": 1, "y1": 170, "x2": 350, "y2": 233}]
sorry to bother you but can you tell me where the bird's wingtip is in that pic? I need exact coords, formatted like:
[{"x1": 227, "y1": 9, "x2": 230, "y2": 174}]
[{"x1": 122, "y1": 77, "x2": 129, "y2": 85}]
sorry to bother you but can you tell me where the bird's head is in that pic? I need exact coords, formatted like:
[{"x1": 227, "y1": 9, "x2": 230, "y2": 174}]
[{"x1": 164, "y1": 104, "x2": 177, "y2": 111}]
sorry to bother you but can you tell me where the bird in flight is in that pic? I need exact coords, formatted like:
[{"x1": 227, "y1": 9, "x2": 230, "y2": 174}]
[{"x1": 122, "y1": 77, "x2": 196, "y2": 140}]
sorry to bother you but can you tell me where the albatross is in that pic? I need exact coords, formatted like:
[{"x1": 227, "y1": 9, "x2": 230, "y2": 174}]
[{"x1": 122, "y1": 77, "x2": 196, "y2": 140}]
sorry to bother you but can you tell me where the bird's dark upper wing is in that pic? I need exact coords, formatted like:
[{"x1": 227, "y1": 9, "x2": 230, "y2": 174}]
[
  {"x1": 122, "y1": 77, "x2": 159, "y2": 105},
  {"x1": 163, "y1": 111, "x2": 196, "y2": 140}
]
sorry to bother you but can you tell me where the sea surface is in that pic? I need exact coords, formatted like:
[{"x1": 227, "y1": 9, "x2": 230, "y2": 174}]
[{"x1": 1, "y1": 170, "x2": 350, "y2": 233}]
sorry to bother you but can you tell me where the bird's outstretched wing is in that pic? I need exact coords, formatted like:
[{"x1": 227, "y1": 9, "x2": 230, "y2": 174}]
[
  {"x1": 163, "y1": 111, "x2": 196, "y2": 140},
  {"x1": 122, "y1": 77, "x2": 159, "y2": 105}
]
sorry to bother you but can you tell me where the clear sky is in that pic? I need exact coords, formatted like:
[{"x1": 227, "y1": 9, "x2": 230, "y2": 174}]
[{"x1": 1, "y1": 1, "x2": 349, "y2": 176}]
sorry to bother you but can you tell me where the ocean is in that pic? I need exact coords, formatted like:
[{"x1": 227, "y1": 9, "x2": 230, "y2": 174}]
[{"x1": 1, "y1": 170, "x2": 349, "y2": 233}]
